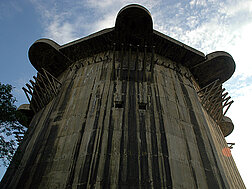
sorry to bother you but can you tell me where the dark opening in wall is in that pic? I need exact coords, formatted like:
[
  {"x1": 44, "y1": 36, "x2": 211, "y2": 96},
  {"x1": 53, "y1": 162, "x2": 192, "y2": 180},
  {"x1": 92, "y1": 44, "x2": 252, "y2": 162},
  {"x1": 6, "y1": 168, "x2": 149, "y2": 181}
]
[
  {"x1": 138, "y1": 102, "x2": 147, "y2": 110},
  {"x1": 115, "y1": 100, "x2": 124, "y2": 108}
]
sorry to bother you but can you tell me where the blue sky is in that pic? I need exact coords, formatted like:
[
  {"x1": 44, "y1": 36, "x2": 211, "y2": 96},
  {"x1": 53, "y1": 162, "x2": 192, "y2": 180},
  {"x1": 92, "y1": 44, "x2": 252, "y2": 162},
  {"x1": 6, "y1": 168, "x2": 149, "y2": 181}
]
[{"x1": 1, "y1": 0, "x2": 252, "y2": 187}]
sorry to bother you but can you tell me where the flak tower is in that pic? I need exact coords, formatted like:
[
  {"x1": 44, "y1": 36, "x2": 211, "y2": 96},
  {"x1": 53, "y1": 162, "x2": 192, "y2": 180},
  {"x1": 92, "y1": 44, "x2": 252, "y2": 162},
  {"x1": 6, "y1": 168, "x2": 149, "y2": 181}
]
[{"x1": 1, "y1": 4, "x2": 245, "y2": 189}]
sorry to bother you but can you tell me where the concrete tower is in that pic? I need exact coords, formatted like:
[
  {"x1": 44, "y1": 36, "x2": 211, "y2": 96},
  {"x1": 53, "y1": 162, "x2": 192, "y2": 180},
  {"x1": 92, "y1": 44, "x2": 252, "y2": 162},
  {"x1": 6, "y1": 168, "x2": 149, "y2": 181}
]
[{"x1": 1, "y1": 4, "x2": 245, "y2": 189}]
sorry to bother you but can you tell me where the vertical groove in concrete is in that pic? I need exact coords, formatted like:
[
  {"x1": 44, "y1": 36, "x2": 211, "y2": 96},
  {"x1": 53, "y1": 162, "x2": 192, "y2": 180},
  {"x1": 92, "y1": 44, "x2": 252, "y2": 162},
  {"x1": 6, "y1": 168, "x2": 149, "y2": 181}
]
[
  {"x1": 179, "y1": 80, "x2": 220, "y2": 188},
  {"x1": 153, "y1": 75, "x2": 172, "y2": 188}
]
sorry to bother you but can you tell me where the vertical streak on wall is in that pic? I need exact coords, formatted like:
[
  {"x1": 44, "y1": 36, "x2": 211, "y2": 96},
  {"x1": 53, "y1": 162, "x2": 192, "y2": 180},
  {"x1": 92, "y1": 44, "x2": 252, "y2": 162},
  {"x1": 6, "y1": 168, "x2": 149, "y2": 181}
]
[
  {"x1": 153, "y1": 74, "x2": 172, "y2": 188},
  {"x1": 178, "y1": 75, "x2": 220, "y2": 188}
]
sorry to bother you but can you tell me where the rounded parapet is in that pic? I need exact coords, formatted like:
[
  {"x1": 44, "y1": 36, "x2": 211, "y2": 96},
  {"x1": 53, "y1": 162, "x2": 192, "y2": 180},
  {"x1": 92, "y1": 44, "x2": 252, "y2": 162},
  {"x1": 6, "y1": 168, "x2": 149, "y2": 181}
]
[
  {"x1": 219, "y1": 116, "x2": 234, "y2": 137},
  {"x1": 17, "y1": 104, "x2": 34, "y2": 127},
  {"x1": 115, "y1": 4, "x2": 153, "y2": 43},
  {"x1": 191, "y1": 51, "x2": 235, "y2": 87},
  {"x1": 28, "y1": 39, "x2": 72, "y2": 77}
]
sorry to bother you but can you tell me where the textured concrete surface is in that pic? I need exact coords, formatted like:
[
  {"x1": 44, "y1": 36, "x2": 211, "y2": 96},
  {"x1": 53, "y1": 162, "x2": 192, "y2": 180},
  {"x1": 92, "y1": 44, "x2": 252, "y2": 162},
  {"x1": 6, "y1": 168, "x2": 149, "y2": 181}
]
[
  {"x1": 0, "y1": 4, "x2": 245, "y2": 189},
  {"x1": 1, "y1": 49, "x2": 245, "y2": 188}
]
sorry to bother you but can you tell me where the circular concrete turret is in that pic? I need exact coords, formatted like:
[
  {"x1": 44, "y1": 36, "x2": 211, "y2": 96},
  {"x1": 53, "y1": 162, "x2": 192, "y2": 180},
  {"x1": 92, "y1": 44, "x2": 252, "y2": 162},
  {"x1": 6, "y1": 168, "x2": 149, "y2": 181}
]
[
  {"x1": 219, "y1": 116, "x2": 234, "y2": 137},
  {"x1": 28, "y1": 39, "x2": 71, "y2": 77},
  {"x1": 17, "y1": 104, "x2": 34, "y2": 127},
  {"x1": 115, "y1": 4, "x2": 153, "y2": 43},
  {"x1": 191, "y1": 51, "x2": 236, "y2": 87}
]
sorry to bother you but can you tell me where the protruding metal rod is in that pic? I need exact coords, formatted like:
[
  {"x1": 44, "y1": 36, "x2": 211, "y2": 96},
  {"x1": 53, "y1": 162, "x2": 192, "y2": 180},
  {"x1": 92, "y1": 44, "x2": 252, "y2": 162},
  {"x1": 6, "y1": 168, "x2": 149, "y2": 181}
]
[
  {"x1": 128, "y1": 44, "x2": 132, "y2": 81},
  {"x1": 120, "y1": 43, "x2": 124, "y2": 80},
  {"x1": 34, "y1": 75, "x2": 51, "y2": 102},
  {"x1": 42, "y1": 68, "x2": 57, "y2": 95},
  {"x1": 29, "y1": 79, "x2": 45, "y2": 108},
  {"x1": 223, "y1": 100, "x2": 234, "y2": 116},
  {"x1": 151, "y1": 46, "x2": 155, "y2": 80},
  {"x1": 135, "y1": 45, "x2": 139, "y2": 81},
  {"x1": 197, "y1": 79, "x2": 219, "y2": 94},
  {"x1": 112, "y1": 43, "x2": 116, "y2": 80},
  {"x1": 25, "y1": 83, "x2": 41, "y2": 111}
]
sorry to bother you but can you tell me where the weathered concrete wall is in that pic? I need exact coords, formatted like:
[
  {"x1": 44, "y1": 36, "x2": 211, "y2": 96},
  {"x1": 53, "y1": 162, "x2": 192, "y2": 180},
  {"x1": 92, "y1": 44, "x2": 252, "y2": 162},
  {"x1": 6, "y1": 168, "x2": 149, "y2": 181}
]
[{"x1": 1, "y1": 50, "x2": 245, "y2": 188}]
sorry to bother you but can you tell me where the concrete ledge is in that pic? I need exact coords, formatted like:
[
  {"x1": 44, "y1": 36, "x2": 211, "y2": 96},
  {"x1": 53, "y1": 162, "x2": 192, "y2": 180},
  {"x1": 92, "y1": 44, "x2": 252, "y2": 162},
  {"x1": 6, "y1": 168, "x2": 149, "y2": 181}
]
[
  {"x1": 28, "y1": 39, "x2": 72, "y2": 77},
  {"x1": 17, "y1": 104, "x2": 34, "y2": 127},
  {"x1": 219, "y1": 116, "x2": 234, "y2": 137},
  {"x1": 191, "y1": 51, "x2": 235, "y2": 87}
]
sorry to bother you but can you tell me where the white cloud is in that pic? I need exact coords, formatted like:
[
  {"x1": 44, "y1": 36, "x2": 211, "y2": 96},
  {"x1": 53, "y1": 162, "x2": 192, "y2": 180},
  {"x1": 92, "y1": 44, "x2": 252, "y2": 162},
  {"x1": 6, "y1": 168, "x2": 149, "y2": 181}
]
[
  {"x1": 30, "y1": 0, "x2": 161, "y2": 44},
  {"x1": 30, "y1": 0, "x2": 90, "y2": 44},
  {"x1": 46, "y1": 18, "x2": 76, "y2": 44},
  {"x1": 154, "y1": 0, "x2": 252, "y2": 78},
  {"x1": 189, "y1": 0, "x2": 207, "y2": 7},
  {"x1": 86, "y1": 0, "x2": 159, "y2": 9},
  {"x1": 80, "y1": 0, "x2": 162, "y2": 34},
  {"x1": 220, "y1": 0, "x2": 252, "y2": 17},
  {"x1": 227, "y1": 22, "x2": 252, "y2": 77},
  {"x1": 86, "y1": 0, "x2": 118, "y2": 9},
  {"x1": 92, "y1": 12, "x2": 116, "y2": 32}
]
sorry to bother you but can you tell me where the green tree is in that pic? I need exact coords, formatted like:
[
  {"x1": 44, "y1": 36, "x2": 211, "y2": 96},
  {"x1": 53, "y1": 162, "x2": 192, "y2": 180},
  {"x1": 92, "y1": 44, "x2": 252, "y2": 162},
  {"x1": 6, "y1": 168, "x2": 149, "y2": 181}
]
[{"x1": 0, "y1": 82, "x2": 26, "y2": 167}]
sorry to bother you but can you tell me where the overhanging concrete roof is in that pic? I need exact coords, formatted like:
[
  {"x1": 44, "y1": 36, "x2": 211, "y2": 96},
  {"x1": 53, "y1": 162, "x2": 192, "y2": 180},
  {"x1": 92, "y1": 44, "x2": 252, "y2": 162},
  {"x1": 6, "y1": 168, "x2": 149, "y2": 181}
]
[{"x1": 28, "y1": 4, "x2": 235, "y2": 88}]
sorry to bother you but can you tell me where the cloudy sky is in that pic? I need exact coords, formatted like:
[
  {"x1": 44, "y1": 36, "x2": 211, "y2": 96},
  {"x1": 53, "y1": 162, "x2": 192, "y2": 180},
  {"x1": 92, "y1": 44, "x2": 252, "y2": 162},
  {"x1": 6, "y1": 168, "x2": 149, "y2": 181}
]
[{"x1": 1, "y1": 0, "x2": 252, "y2": 187}]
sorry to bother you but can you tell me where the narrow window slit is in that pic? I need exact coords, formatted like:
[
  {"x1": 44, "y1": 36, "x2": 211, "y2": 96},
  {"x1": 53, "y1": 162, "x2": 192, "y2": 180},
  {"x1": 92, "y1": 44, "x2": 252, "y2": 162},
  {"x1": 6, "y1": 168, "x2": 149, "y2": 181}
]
[
  {"x1": 138, "y1": 102, "x2": 147, "y2": 110},
  {"x1": 115, "y1": 100, "x2": 124, "y2": 108}
]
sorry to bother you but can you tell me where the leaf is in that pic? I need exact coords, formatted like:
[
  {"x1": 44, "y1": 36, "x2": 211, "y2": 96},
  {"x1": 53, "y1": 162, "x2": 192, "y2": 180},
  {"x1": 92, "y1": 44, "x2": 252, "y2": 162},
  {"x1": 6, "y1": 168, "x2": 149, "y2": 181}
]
[{"x1": 0, "y1": 82, "x2": 27, "y2": 167}]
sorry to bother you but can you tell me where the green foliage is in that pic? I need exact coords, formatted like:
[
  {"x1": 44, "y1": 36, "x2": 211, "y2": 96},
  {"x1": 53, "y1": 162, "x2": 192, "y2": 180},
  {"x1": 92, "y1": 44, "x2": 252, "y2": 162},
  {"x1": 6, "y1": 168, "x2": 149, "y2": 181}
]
[{"x1": 0, "y1": 82, "x2": 26, "y2": 167}]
